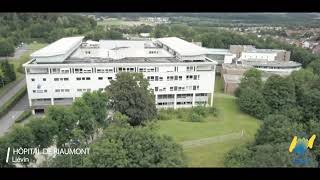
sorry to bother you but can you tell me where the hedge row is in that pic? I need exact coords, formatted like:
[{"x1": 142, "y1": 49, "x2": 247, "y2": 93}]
[{"x1": 0, "y1": 86, "x2": 27, "y2": 119}]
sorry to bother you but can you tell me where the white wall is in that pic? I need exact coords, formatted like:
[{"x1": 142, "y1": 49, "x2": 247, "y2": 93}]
[{"x1": 25, "y1": 63, "x2": 216, "y2": 109}]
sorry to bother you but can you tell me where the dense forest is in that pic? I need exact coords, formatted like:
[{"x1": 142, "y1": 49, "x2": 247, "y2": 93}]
[{"x1": 0, "y1": 13, "x2": 126, "y2": 57}]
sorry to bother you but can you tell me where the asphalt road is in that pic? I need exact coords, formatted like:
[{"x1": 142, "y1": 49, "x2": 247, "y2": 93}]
[
  {"x1": 0, "y1": 94, "x2": 29, "y2": 136},
  {"x1": 0, "y1": 77, "x2": 26, "y2": 108}
]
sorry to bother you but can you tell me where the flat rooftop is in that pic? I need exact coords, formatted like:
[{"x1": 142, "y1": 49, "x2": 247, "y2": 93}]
[
  {"x1": 31, "y1": 36, "x2": 84, "y2": 57},
  {"x1": 28, "y1": 37, "x2": 218, "y2": 65},
  {"x1": 156, "y1": 37, "x2": 209, "y2": 56},
  {"x1": 243, "y1": 60, "x2": 302, "y2": 68}
]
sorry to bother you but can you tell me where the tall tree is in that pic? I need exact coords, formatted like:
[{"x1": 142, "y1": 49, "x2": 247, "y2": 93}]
[
  {"x1": 47, "y1": 106, "x2": 77, "y2": 147},
  {"x1": 0, "y1": 38, "x2": 15, "y2": 56},
  {"x1": 237, "y1": 88, "x2": 269, "y2": 119},
  {"x1": 262, "y1": 75, "x2": 296, "y2": 112},
  {"x1": 82, "y1": 91, "x2": 108, "y2": 126},
  {"x1": 26, "y1": 117, "x2": 58, "y2": 149},
  {"x1": 255, "y1": 114, "x2": 304, "y2": 145},
  {"x1": 71, "y1": 98, "x2": 96, "y2": 141},
  {"x1": 0, "y1": 60, "x2": 16, "y2": 83},
  {"x1": 106, "y1": 72, "x2": 157, "y2": 126}
]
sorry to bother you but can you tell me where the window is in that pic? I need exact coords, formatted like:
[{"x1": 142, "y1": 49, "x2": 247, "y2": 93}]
[
  {"x1": 187, "y1": 66, "x2": 194, "y2": 71},
  {"x1": 82, "y1": 77, "x2": 85, "y2": 80},
  {"x1": 174, "y1": 76, "x2": 178, "y2": 80},
  {"x1": 64, "y1": 78, "x2": 69, "y2": 81},
  {"x1": 76, "y1": 77, "x2": 81, "y2": 81},
  {"x1": 54, "y1": 78, "x2": 59, "y2": 81},
  {"x1": 86, "y1": 77, "x2": 90, "y2": 80},
  {"x1": 55, "y1": 89, "x2": 60, "y2": 92},
  {"x1": 159, "y1": 77, "x2": 163, "y2": 81},
  {"x1": 44, "y1": 90, "x2": 47, "y2": 93},
  {"x1": 31, "y1": 78, "x2": 35, "y2": 81},
  {"x1": 65, "y1": 89, "x2": 70, "y2": 92},
  {"x1": 43, "y1": 78, "x2": 46, "y2": 81},
  {"x1": 98, "y1": 77, "x2": 103, "y2": 80},
  {"x1": 108, "y1": 77, "x2": 112, "y2": 80},
  {"x1": 74, "y1": 68, "x2": 83, "y2": 74},
  {"x1": 33, "y1": 90, "x2": 36, "y2": 93},
  {"x1": 170, "y1": 87, "x2": 173, "y2": 91},
  {"x1": 179, "y1": 76, "x2": 182, "y2": 81},
  {"x1": 155, "y1": 87, "x2": 158, "y2": 91},
  {"x1": 99, "y1": 88, "x2": 104, "y2": 91}
]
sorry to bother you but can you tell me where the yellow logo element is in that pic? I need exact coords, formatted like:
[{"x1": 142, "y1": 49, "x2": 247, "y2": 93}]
[
  {"x1": 288, "y1": 134, "x2": 316, "y2": 153},
  {"x1": 308, "y1": 134, "x2": 316, "y2": 149},
  {"x1": 289, "y1": 136, "x2": 298, "y2": 153}
]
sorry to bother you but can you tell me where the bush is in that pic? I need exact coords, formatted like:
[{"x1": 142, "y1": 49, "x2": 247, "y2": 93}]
[
  {"x1": 15, "y1": 109, "x2": 32, "y2": 123},
  {"x1": 157, "y1": 111, "x2": 171, "y2": 120},
  {"x1": 190, "y1": 113, "x2": 203, "y2": 122},
  {"x1": 193, "y1": 106, "x2": 207, "y2": 117}
]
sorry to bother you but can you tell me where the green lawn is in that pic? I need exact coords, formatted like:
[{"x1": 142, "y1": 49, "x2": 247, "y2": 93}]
[
  {"x1": 157, "y1": 76, "x2": 261, "y2": 167},
  {"x1": 215, "y1": 75, "x2": 224, "y2": 93}
]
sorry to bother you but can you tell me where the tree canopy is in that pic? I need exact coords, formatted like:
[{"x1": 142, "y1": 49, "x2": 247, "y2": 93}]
[{"x1": 106, "y1": 72, "x2": 157, "y2": 126}]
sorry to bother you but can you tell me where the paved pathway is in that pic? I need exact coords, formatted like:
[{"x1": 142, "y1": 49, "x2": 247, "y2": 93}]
[
  {"x1": 0, "y1": 77, "x2": 26, "y2": 108},
  {"x1": 181, "y1": 131, "x2": 244, "y2": 149},
  {"x1": 0, "y1": 94, "x2": 29, "y2": 136}
]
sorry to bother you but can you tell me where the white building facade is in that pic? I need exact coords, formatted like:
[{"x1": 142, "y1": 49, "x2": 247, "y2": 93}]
[{"x1": 23, "y1": 37, "x2": 217, "y2": 113}]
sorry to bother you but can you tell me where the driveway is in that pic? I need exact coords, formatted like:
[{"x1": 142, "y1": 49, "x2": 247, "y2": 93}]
[
  {"x1": 0, "y1": 94, "x2": 29, "y2": 136},
  {"x1": 0, "y1": 77, "x2": 26, "y2": 108}
]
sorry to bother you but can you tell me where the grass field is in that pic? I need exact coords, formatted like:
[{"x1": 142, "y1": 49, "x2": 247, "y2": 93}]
[
  {"x1": 98, "y1": 18, "x2": 155, "y2": 27},
  {"x1": 157, "y1": 76, "x2": 261, "y2": 167}
]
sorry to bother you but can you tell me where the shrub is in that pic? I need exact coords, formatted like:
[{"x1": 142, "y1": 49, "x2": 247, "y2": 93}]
[
  {"x1": 15, "y1": 109, "x2": 32, "y2": 123},
  {"x1": 157, "y1": 111, "x2": 171, "y2": 120},
  {"x1": 190, "y1": 113, "x2": 203, "y2": 122}
]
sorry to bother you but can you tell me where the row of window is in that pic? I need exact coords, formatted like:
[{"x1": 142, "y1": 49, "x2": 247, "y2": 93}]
[
  {"x1": 32, "y1": 90, "x2": 47, "y2": 93},
  {"x1": 157, "y1": 94, "x2": 175, "y2": 99},
  {"x1": 55, "y1": 89, "x2": 70, "y2": 93},
  {"x1": 98, "y1": 77, "x2": 113, "y2": 80},
  {"x1": 54, "y1": 78, "x2": 69, "y2": 81},
  {"x1": 147, "y1": 76, "x2": 163, "y2": 81},
  {"x1": 32, "y1": 77, "x2": 113, "y2": 82},
  {"x1": 169, "y1": 85, "x2": 199, "y2": 92},
  {"x1": 177, "y1": 94, "x2": 193, "y2": 98},
  {"x1": 139, "y1": 67, "x2": 156, "y2": 72},
  {"x1": 186, "y1": 75, "x2": 200, "y2": 80},
  {"x1": 167, "y1": 76, "x2": 182, "y2": 81},
  {"x1": 28, "y1": 65, "x2": 212, "y2": 75},
  {"x1": 31, "y1": 78, "x2": 46, "y2": 82},
  {"x1": 77, "y1": 89, "x2": 91, "y2": 92},
  {"x1": 76, "y1": 77, "x2": 91, "y2": 81},
  {"x1": 196, "y1": 93, "x2": 208, "y2": 97},
  {"x1": 177, "y1": 101, "x2": 193, "y2": 105},
  {"x1": 154, "y1": 87, "x2": 166, "y2": 92},
  {"x1": 157, "y1": 102, "x2": 174, "y2": 106}
]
